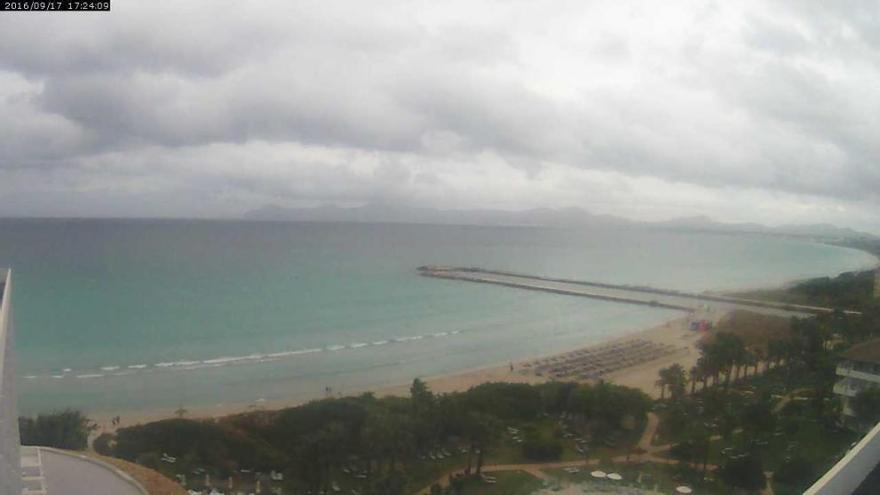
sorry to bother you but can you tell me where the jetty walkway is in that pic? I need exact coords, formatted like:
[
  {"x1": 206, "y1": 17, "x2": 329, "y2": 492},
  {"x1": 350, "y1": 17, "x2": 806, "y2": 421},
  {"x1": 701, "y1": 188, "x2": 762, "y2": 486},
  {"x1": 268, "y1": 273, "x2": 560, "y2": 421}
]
[{"x1": 418, "y1": 266, "x2": 859, "y2": 317}]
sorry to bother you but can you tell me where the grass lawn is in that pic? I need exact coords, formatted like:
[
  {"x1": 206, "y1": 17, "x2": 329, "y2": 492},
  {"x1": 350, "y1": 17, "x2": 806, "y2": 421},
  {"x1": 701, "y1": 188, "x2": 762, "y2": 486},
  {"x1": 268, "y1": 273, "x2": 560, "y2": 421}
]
[
  {"x1": 459, "y1": 470, "x2": 543, "y2": 495},
  {"x1": 656, "y1": 416, "x2": 857, "y2": 470},
  {"x1": 404, "y1": 446, "x2": 471, "y2": 493},
  {"x1": 545, "y1": 461, "x2": 737, "y2": 494},
  {"x1": 485, "y1": 417, "x2": 643, "y2": 465}
]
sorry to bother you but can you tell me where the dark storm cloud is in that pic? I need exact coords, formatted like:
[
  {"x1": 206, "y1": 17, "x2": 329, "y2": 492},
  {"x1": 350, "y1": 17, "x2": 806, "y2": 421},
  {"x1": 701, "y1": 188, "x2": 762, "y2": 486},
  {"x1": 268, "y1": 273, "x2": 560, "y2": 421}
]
[{"x1": 0, "y1": 0, "x2": 877, "y2": 230}]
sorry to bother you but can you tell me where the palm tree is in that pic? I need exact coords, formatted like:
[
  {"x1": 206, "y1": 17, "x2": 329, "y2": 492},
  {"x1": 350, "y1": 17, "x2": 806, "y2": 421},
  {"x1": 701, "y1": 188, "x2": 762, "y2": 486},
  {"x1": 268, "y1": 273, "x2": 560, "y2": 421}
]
[
  {"x1": 689, "y1": 366, "x2": 700, "y2": 395},
  {"x1": 464, "y1": 413, "x2": 498, "y2": 475},
  {"x1": 699, "y1": 355, "x2": 718, "y2": 388},
  {"x1": 714, "y1": 333, "x2": 745, "y2": 390},
  {"x1": 656, "y1": 364, "x2": 687, "y2": 401},
  {"x1": 738, "y1": 349, "x2": 757, "y2": 380},
  {"x1": 362, "y1": 413, "x2": 395, "y2": 473},
  {"x1": 752, "y1": 347, "x2": 765, "y2": 375},
  {"x1": 668, "y1": 364, "x2": 687, "y2": 400},
  {"x1": 767, "y1": 340, "x2": 785, "y2": 370},
  {"x1": 655, "y1": 374, "x2": 668, "y2": 400}
]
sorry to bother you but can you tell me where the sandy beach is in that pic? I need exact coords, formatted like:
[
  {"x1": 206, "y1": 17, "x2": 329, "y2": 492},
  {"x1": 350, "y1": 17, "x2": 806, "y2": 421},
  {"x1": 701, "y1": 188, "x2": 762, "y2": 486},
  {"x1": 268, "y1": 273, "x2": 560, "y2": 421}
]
[{"x1": 90, "y1": 307, "x2": 725, "y2": 435}]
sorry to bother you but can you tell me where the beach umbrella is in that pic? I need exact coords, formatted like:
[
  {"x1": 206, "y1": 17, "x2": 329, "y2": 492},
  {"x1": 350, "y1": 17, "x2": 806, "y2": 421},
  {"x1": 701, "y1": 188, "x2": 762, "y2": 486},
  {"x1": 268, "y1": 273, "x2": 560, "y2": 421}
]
[
  {"x1": 590, "y1": 470, "x2": 607, "y2": 478},
  {"x1": 675, "y1": 486, "x2": 693, "y2": 494},
  {"x1": 607, "y1": 473, "x2": 622, "y2": 481}
]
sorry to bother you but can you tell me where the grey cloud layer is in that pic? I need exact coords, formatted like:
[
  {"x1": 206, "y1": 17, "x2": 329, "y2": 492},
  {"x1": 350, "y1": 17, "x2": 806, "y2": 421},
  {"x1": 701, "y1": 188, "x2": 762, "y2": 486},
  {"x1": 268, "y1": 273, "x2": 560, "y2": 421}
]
[{"x1": 0, "y1": 0, "x2": 877, "y2": 226}]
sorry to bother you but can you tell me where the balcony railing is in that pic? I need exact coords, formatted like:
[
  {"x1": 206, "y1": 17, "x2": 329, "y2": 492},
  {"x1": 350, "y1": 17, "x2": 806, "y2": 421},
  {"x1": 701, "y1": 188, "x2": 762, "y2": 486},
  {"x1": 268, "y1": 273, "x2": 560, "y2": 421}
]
[{"x1": 836, "y1": 365, "x2": 880, "y2": 385}]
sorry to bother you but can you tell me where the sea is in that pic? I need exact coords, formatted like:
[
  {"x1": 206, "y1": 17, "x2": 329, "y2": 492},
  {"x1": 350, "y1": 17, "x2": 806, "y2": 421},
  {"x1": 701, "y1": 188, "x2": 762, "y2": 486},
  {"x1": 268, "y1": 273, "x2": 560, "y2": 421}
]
[{"x1": 0, "y1": 219, "x2": 875, "y2": 415}]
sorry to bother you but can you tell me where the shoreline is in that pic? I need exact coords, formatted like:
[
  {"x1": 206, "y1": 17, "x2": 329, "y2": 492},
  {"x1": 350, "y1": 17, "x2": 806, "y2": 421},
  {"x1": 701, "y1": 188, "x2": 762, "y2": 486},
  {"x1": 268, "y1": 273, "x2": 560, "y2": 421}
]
[
  {"x1": 86, "y1": 249, "x2": 879, "y2": 433},
  {"x1": 90, "y1": 306, "x2": 723, "y2": 434}
]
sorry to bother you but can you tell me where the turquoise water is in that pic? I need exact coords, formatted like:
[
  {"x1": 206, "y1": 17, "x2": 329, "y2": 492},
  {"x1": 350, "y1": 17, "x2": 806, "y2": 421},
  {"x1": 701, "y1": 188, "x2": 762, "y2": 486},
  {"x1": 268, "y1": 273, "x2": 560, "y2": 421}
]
[{"x1": 0, "y1": 219, "x2": 875, "y2": 414}]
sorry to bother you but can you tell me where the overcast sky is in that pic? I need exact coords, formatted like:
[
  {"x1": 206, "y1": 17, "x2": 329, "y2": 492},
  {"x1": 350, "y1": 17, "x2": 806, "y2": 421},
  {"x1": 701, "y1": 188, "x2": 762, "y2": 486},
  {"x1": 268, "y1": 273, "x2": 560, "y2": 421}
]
[{"x1": 0, "y1": 1, "x2": 878, "y2": 232}]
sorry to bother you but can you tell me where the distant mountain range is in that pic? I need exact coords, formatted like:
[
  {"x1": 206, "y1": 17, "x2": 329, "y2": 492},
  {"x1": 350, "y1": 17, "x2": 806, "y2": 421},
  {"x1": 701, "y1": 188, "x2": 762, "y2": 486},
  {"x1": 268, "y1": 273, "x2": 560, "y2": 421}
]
[{"x1": 243, "y1": 204, "x2": 878, "y2": 240}]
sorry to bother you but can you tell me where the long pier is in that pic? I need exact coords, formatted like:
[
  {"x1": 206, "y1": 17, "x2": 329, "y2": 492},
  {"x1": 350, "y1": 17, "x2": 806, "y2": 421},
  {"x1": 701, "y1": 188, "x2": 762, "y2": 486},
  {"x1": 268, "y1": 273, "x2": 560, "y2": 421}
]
[{"x1": 418, "y1": 266, "x2": 859, "y2": 317}]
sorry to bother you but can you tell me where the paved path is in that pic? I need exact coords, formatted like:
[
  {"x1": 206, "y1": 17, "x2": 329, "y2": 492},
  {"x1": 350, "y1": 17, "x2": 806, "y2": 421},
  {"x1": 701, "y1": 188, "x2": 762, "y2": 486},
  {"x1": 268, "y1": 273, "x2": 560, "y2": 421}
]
[
  {"x1": 638, "y1": 413, "x2": 660, "y2": 451},
  {"x1": 23, "y1": 447, "x2": 145, "y2": 495}
]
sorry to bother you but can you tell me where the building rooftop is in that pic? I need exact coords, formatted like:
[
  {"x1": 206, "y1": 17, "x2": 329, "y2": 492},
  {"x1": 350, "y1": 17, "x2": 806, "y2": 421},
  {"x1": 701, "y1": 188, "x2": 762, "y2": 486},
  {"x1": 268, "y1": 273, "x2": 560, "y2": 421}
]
[
  {"x1": 21, "y1": 446, "x2": 146, "y2": 495},
  {"x1": 843, "y1": 339, "x2": 880, "y2": 365}
]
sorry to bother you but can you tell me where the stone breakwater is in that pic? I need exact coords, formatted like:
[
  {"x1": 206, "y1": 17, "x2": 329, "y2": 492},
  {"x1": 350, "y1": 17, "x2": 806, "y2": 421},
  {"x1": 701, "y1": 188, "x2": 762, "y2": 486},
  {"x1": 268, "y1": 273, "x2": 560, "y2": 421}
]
[{"x1": 418, "y1": 266, "x2": 857, "y2": 317}]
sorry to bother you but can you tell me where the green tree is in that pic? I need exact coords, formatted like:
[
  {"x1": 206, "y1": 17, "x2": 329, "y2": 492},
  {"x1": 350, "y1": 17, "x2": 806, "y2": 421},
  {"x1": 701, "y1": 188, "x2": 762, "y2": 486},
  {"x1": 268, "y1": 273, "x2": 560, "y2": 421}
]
[
  {"x1": 767, "y1": 339, "x2": 786, "y2": 370},
  {"x1": 93, "y1": 432, "x2": 115, "y2": 456},
  {"x1": 463, "y1": 412, "x2": 498, "y2": 475},
  {"x1": 774, "y1": 456, "x2": 817, "y2": 492},
  {"x1": 741, "y1": 395, "x2": 776, "y2": 439},
  {"x1": 688, "y1": 365, "x2": 701, "y2": 395},
  {"x1": 701, "y1": 332, "x2": 746, "y2": 390},
  {"x1": 669, "y1": 440, "x2": 696, "y2": 465},
  {"x1": 667, "y1": 364, "x2": 687, "y2": 401},
  {"x1": 852, "y1": 387, "x2": 880, "y2": 427},
  {"x1": 410, "y1": 378, "x2": 437, "y2": 452},
  {"x1": 410, "y1": 378, "x2": 435, "y2": 418},
  {"x1": 18, "y1": 409, "x2": 95, "y2": 450},
  {"x1": 718, "y1": 454, "x2": 766, "y2": 493},
  {"x1": 521, "y1": 429, "x2": 562, "y2": 461}
]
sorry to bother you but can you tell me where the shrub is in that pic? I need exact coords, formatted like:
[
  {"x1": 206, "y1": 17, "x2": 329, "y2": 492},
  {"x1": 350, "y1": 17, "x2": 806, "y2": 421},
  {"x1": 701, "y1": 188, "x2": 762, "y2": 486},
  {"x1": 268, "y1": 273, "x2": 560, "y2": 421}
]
[
  {"x1": 93, "y1": 432, "x2": 115, "y2": 456},
  {"x1": 18, "y1": 409, "x2": 94, "y2": 450},
  {"x1": 718, "y1": 454, "x2": 766, "y2": 493},
  {"x1": 774, "y1": 456, "x2": 817, "y2": 492},
  {"x1": 522, "y1": 431, "x2": 563, "y2": 461}
]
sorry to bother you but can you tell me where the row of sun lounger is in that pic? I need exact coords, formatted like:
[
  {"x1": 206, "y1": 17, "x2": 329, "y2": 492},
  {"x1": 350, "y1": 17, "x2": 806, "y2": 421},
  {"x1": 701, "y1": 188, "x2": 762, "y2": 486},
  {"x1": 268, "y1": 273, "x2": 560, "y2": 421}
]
[{"x1": 525, "y1": 339, "x2": 680, "y2": 379}]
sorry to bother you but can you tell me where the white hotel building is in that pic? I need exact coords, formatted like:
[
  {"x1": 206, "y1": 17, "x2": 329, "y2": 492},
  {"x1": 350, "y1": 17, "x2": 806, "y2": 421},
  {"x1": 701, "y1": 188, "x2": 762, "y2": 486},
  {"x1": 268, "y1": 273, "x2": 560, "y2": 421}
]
[{"x1": 834, "y1": 338, "x2": 880, "y2": 428}]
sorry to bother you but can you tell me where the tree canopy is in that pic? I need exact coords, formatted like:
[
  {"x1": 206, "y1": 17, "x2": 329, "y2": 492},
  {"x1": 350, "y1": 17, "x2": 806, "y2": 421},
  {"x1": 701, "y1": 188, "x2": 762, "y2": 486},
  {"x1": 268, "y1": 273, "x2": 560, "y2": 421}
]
[
  {"x1": 852, "y1": 387, "x2": 880, "y2": 427},
  {"x1": 18, "y1": 409, "x2": 94, "y2": 450}
]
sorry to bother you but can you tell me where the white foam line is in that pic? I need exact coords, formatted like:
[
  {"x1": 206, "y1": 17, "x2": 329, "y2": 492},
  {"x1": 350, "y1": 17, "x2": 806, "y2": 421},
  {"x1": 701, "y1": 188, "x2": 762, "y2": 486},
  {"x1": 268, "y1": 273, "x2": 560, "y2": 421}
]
[
  {"x1": 45, "y1": 330, "x2": 461, "y2": 378},
  {"x1": 155, "y1": 360, "x2": 200, "y2": 368},
  {"x1": 23, "y1": 375, "x2": 37, "y2": 379},
  {"x1": 202, "y1": 354, "x2": 264, "y2": 365},
  {"x1": 180, "y1": 363, "x2": 221, "y2": 371},
  {"x1": 266, "y1": 348, "x2": 322, "y2": 358}
]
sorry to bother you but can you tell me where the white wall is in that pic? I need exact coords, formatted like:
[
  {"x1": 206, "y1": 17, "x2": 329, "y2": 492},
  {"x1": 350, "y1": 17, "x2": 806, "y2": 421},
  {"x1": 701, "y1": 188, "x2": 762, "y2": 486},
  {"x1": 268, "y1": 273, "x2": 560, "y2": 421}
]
[
  {"x1": 0, "y1": 269, "x2": 21, "y2": 495},
  {"x1": 806, "y1": 419, "x2": 880, "y2": 494}
]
